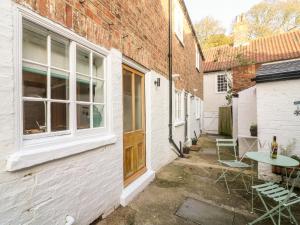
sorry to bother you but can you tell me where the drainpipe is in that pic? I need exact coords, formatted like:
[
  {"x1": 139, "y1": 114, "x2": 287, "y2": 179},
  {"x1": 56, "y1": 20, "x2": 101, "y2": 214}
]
[{"x1": 168, "y1": 0, "x2": 184, "y2": 158}]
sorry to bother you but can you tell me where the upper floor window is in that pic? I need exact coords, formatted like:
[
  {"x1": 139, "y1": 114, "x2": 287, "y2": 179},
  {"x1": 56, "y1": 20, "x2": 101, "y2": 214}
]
[
  {"x1": 175, "y1": 90, "x2": 183, "y2": 122},
  {"x1": 216, "y1": 74, "x2": 228, "y2": 93},
  {"x1": 174, "y1": 1, "x2": 184, "y2": 44},
  {"x1": 22, "y1": 21, "x2": 106, "y2": 138},
  {"x1": 195, "y1": 44, "x2": 200, "y2": 70}
]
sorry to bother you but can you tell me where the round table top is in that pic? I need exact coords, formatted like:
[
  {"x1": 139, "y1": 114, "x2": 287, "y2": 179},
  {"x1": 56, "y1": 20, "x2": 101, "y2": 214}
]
[{"x1": 246, "y1": 152, "x2": 299, "y2": 167}]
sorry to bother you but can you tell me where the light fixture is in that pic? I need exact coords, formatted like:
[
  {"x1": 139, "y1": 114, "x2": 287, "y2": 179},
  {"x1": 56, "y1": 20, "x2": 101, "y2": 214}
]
[
  {"x1": 294, "y1": 101, "x2": 300, "y2": 116},
  {"x1": 154, "y1": 78, "x2": 160, "y2": 87}
]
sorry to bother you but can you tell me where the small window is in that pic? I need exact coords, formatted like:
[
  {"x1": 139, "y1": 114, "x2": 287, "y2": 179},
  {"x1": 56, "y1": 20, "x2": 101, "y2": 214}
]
[
  {"x1": 195, "y1": 44, "x2": 200, "y2": 70},
  {"x1": 175, "y1": 90, "x2": 183, "y2": 122},
  {"x1": 174, "y1": 1, "x2": 184, "y2": 44},
  {"x1": 217, "y1": 74, "x2": 228, "y2": 93}
]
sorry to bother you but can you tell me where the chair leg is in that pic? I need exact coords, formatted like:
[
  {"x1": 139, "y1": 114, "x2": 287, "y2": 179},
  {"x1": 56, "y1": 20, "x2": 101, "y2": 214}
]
[
  {"x1": 215, "y1": 168, "x2": 230, "y2": 194},
  {"x1": 278, "y1": 205, "x2": 281, "y2": 225},
  {"x1": 287, "y1": 206, "x2": 298, "y2": 225}
]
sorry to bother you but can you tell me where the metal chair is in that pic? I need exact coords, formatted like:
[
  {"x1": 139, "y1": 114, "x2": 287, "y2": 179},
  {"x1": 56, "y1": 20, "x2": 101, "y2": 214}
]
[
  {"x1": 249, "y1": 170, "x2": 300, "y2": 225},
  {"x1": 215, "y1": 138, "x2": 251, "y2": 194}
]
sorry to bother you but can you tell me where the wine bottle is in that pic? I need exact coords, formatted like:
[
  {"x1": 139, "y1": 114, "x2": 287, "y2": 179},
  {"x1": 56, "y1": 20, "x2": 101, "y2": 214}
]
[{"x1": 271, "y1": 136, "x2": 278, "y2": 159}]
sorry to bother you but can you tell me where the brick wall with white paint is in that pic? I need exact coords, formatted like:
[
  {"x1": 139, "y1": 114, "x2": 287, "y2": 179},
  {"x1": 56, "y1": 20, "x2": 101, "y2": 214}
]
[
  {"x1": 0, "y1": 2, "x2": 204, "y2": 224},
  {"x1": 0, "y1": 2, "x2": 125, "y2": 224},
  {"x1": 257, "y1": 79, "x2": 300, "y2": 180}
]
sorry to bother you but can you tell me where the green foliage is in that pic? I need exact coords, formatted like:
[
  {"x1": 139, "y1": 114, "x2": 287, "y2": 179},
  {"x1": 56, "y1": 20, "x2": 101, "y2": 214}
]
[
  {"x1": 241, "y1": 0, "x2": 300, "y2": 39},
  {"x1": 202, "y1": 34, "x2": 234, "y2": 49},
  {"x1": 194, "y1": 17, "x2": 233, "y2": 49}
]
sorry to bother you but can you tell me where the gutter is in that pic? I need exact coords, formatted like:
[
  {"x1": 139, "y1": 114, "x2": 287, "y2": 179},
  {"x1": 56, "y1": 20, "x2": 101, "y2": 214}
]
[
  {"x1": 253, "y1": 71, "x2": 300, "y2": 83},
  {"x1": 168, "y1": 0, "x2": 184, "y2": 158}
]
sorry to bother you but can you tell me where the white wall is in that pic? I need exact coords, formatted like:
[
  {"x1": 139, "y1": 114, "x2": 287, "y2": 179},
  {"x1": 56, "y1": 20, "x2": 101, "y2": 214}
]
[
  {"x1": 236, "y1": 86, "x2": 258, "y2": 156},
  {"x1": 203, "y1": 71, "x2": 231, "y2": 134},
  {"x1": 257, "y1": 79, "x2": 300, "y2": 180},
  {"x1": 0, "y1": 3, "x2": 124, "y2": 224}
]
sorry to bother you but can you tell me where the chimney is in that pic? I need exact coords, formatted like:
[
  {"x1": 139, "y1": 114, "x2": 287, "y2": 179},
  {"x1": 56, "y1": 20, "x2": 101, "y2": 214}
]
[{"x1": 233, "y1": 14, "x2": 249, "y2": 47}]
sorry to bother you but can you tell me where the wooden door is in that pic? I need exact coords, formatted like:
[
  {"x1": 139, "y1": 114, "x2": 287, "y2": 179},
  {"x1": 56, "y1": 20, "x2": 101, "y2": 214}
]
[{"x1": 123, "y1": 65, "x2": 146, "y2": 186}]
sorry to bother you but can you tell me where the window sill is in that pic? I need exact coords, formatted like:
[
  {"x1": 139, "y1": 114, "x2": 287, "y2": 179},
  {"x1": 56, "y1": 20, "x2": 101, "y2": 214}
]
[
  {"x1": 6, "y1": 134, "x2": 117, "y2": 171},
  {"x1": 174, "y1": 121, "x2": 185, "y2": 127}
]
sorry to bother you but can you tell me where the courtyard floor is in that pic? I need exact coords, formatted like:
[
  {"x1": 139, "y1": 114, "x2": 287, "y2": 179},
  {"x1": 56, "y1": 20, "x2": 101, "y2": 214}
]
[{"x1": 96, "y1": 135, "x2": 300, "y2": 225}]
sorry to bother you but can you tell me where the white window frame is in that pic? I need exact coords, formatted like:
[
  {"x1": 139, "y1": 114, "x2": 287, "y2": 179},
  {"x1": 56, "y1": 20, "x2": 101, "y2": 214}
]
[
  {"x1": 174, "y1": 90, "x2": 184, "y2": 124},
  {"x1": 216, "y1": 74, "x2": 228, "y2": 93},
  {"x1": 174, "y1": 1, "x2": 184, "y2": 44},
  {"x1": 195, "y1": 98, "x2": 201, "y2": 120},
  {"x1": 7, "y1": 5, "x2": 116, "y2": 171},
  {"x1": 195, "y1": 44, "x2": 200, "y2": 71}
]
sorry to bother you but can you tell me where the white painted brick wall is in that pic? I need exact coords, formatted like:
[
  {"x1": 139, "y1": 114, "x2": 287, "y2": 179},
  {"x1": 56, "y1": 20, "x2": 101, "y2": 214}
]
[
  {"x1": 257, "y1": 79, "x2": 300, "y2": 180},
  {"x1": 0, "y1": 3, "x2": 124, "y2": 223},
  {"x1": 0, "y1": 2, "x2": 203, "y2": 224}
]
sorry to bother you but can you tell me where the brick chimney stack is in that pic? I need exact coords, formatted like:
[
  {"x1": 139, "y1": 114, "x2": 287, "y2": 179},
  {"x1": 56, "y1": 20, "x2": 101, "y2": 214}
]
[{"x1": 233, "y1": 14, "x2": 249, "y2": 47}]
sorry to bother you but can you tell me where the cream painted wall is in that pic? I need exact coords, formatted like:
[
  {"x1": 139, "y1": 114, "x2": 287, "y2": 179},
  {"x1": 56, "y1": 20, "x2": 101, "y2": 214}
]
[
  {"x1": 257, "y1": 79, "x2": 300, "y2": 180},
  {"x1": 203, "y1": 71, "x2": 232, "y2": 134}
]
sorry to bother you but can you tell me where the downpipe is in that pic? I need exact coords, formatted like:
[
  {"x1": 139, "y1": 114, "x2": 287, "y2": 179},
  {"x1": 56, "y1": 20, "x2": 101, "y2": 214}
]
[{"x1": 168, "y1": 0, "x2": 184, "y2": 158}]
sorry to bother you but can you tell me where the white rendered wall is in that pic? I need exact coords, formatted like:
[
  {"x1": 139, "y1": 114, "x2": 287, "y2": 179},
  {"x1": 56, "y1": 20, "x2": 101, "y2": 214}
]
[
  {"x1": 203, "y1": 71, "x2": 231, "y2": 134},
  {"x1": 257, "y1": 79, "x2": 300, "y2": 180},
  {"x1": 237, "y1": 86, "x2": 258, "y2": 156}
]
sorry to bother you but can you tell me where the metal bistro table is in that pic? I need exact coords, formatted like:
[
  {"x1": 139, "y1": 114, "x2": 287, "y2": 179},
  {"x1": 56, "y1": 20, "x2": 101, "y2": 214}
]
[{"x1": 246, "y1": 151, "x2": 300, "y2": 213}]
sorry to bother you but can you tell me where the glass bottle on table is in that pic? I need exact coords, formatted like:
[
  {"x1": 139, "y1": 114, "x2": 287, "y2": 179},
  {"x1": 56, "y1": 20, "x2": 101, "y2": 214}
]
[{"x1": 271, "y1": 136, "x2": 278, "y2": 159}]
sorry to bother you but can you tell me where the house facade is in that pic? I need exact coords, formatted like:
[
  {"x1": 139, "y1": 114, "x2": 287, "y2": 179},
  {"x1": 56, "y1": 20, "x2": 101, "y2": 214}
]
[
  {"x1": 0, "y1": 0, "x2": 204, "y2": 224},
  {"x1": 203, "y1": 30, "x2": 300, "y2": 135}
]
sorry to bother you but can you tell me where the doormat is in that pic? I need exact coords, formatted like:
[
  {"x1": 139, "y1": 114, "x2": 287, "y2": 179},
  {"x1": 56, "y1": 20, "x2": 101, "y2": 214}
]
[{"x1": 175, "y1": 198, "x2": 234, "y2": 225}]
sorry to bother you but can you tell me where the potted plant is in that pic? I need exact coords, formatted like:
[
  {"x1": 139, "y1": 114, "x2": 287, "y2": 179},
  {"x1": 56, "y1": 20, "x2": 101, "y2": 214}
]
[
  {"x1": 191, "y1": 137, "x2": 198, "y2": 145},
  {"x1": 183, "y1": 146, "x2": 190, "y2": 154},
  {"x1": 250, "y1": 124, "x2": 257, "y2": 137}
]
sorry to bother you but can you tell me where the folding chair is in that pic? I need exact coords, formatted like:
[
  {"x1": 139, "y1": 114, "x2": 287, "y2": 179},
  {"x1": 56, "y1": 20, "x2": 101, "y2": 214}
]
[
  {"x1": 215, "y1": 139, "x2": 251, "y2": 194},
  {"x1": 250, "y1": 170, "x2": 300, "y2": 225}
]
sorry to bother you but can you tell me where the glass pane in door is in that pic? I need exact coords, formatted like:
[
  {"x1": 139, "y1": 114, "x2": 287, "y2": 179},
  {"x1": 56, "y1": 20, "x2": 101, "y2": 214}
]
[
  {"x1": 123, "y1": 70, "x2": 132, "y2": 132},
  {"x1": 135, "y1": 75, "x2": 142, "y2": 130}
]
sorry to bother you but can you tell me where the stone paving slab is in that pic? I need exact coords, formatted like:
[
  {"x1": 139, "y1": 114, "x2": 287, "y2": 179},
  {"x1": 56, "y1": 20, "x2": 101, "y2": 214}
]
[{"x1": 176, "y1": 198, "x2": 234, "y2": 225}]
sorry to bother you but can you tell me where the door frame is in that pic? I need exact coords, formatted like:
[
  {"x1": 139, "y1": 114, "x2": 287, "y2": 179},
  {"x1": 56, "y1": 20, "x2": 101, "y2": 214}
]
[
  {"x1": 122, "y1": 63, "x2": 148, "y2": 187},
  {"x1": 122, "y1": 57, "x2": 153, "y2": 186}
]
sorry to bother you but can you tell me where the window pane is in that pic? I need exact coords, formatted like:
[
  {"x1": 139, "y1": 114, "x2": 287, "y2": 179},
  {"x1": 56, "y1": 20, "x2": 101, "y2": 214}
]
[
  {"x1": 51, "y1": 102, "x2": 69, "y2": 132},
  {"x1": 77, "y1": 104, "x2": 90, "y2": 129},
  {"x1": 93, "y1": 104, "x2": 104, "y2": 128},
  {"x1": 23, "y1": 101, "x2": 47, "y2": 135},
  {"x1": 76, "y1": 47, "x2": 90, "y2": 75},
  {"x1": 77, "y1": 74, "x2": 90, "y2": 102},
  {"x1": 51, "y1": 69, "x2": 69, "y2": 100},
  {"x1": 51, "y1": 38, "x2": 69, "y2": 70},
  {"x1": 135, "y1": 75, "x2": 142, "y2": 130},
  {"x1": 23, "y1": 63, "x2": 47, "y2": 98},
  {"x1": 92, "y1": 79, "x2": 104, "y2": 103},
  {"x1": 123, "y1": 70, "x2": 132, "y2": 132},
  {"x1": 93, "y1": 54, "x2": 104, "y2": 79},
  {"x1": 23, "y1": 27, "x2": 47, "y2": 64}
]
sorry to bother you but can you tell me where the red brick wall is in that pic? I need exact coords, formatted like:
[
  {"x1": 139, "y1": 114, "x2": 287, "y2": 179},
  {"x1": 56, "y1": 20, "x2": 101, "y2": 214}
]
[
  {"x1": 232, "y1": 64, "x2": 260, "y2": 92},
  {"x1": 14, "y1": 0, "x2": 203, "y2": 98}
]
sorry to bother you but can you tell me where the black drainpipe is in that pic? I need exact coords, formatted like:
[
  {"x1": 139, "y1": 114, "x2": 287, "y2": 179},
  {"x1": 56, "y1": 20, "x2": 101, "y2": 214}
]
[{"x1": 168, "y1": 0, "x2": 184, "y2": 158}]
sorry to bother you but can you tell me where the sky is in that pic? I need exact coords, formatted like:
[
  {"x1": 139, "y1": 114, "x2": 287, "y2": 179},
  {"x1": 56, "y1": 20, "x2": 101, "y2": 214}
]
[{"x1": 184, "y1": 0, "x2": 262, "y2": 33}]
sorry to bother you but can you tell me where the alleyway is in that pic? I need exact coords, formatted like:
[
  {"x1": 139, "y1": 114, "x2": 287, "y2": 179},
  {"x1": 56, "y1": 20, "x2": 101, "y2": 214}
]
[{"x1": 96, "y1": 135, "x2": 300, "y2": 225}]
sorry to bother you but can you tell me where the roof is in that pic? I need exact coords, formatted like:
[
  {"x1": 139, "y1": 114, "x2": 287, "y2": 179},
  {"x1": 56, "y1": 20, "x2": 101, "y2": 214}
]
[
  {"x1": 203, "y1": 30, "x2": 300, "y2": 72},
  {"x1": 255, "y1": 59, "x2": 300, "y2": 83}
]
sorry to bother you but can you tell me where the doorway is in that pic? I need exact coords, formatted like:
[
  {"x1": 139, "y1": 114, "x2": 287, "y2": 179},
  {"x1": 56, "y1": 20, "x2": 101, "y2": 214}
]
[{"x1": 123, "y1": 65, "x2": 146, "y2": 186}]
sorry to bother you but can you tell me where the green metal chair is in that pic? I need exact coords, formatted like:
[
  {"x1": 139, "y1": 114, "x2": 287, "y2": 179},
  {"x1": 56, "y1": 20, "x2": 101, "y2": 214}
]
[
  {"x1": 250, "y1": 170, "x2": 300, "y2": 225},
  {"x1": 215, "y1": 138, "x2": 251, "y2": 194}
]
